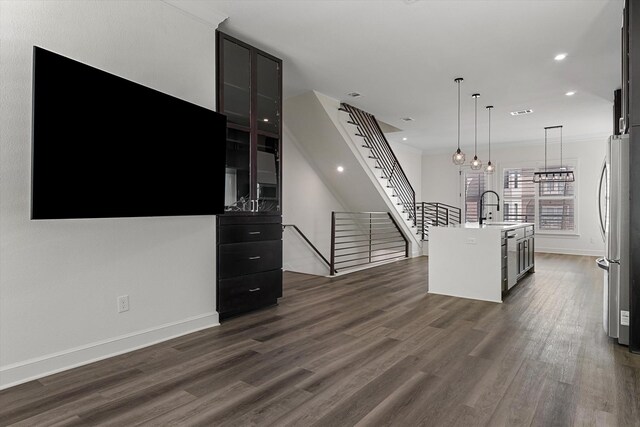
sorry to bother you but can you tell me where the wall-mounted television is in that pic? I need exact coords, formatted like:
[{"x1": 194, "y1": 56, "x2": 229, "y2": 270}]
[{"x1": 31, "y1": 47, "x2": 226, "y2": 220}]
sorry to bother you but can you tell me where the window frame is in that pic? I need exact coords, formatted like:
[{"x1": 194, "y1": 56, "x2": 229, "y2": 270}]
[{"x1": 500, "y1": 159, "x2": 579, "y2": 236}]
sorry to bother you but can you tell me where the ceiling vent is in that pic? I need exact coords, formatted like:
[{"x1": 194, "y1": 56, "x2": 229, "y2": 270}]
[
  {"x1": 401, "y1": 117, "x2": 414, "y2": 122},
  {"x1": 510, "y1": 109, "x2": 533, "y2": 116},
  {"x1": 347, "y1": 92, "x2": 362, "y2": 98}
]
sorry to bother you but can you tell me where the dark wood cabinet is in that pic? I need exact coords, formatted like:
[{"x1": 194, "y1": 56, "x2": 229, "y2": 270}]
[
  {"x1": 216, "y1": 31, "x2": 282, "y2": 214},
  {"x1": 216, "y1": 32, "x2": 284, "y2": 320},
  {"x1": 216, "y1": 215, "x2": 282, "y2": 320}
]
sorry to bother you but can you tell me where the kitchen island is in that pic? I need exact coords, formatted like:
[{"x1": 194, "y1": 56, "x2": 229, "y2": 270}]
[{"x1": 428, "y1": 222, "x2": 535, "y2": 303}]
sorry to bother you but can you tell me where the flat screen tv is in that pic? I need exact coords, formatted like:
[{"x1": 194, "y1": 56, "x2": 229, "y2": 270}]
[{"x1": 31, "y1": 46, "x2": 226, "y2": 219}]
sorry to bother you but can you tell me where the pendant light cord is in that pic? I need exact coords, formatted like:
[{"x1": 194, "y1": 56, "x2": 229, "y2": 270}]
[
  {"x1": 488, "y1": 107, "x2": 491, "y2": 161},
  {"x1": 457, "y1": 80, "x2": 461, "y2": 150},
  {"x1": 544, "y1": 128, "x2": 548, "y2": 172},
  {"x1": 560, "y1": 126, "x2": 563, "y2": 169},
  {"x1": 473, "y1": 95, "x2": 478, "y2": 156}
]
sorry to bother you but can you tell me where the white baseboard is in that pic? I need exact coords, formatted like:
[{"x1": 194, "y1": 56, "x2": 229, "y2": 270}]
[
  {"x1": 535, "y1": 247, "x2": 604, "y2": 257},
  {"x1": 0, "y1": 312, "x2": 219, "y2": 390}
]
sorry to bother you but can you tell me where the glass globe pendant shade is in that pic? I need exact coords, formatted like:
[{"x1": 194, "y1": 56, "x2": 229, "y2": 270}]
[
  {"x1": 470, "y1": 155, "x2": 482, "y2": 170},
  {"x1": 452, "y1": 148, "x2": 466, "y2": 165},
  {"x1": 485, "y1": 161, "x2": 495, "y2": 173}
]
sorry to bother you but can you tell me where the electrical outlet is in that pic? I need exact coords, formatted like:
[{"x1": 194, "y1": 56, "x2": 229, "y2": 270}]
[
  {"x1": 621, "y1": 310, "x2": 630, "y2": 326},
  {"x1": 117, "y1": 295, "x2": 129, "y2": 313},
  {"x1": 466, "y1": 237, "x2": 477, "y2": 245}
]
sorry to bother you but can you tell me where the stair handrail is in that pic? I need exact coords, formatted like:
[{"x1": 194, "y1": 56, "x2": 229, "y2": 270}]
[
  {"x1": 417, "y1": 202, "x2": 462, "y2": 240},
  {"x1": 282, "y1": 224, "x2": 333, "y2": 271},
  {"x1": 339, "y1": 103, "x2": 417, "y2": 226}
]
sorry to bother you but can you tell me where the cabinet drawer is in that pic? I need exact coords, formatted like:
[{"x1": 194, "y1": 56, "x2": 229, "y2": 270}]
[
  {"x1": 219, "y1": 223, "x2": 282, "y2": 244},
  {"x1": 219, "y1": 240, "x2": 282, "y2": 279},
  {"x1": 218, "y1": 215, "x2": 282, "y2": 226},
  {"x1": 218, "y1": 270, "x2": 282, "y2": 313},
  {"x1": 525, "y1": 226, "x2": 534, "y2": 237}
]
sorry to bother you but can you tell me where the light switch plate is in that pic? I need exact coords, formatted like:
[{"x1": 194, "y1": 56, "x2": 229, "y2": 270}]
[{"x1": 621, "y1": 310, "x2": 630, "y2": 326}]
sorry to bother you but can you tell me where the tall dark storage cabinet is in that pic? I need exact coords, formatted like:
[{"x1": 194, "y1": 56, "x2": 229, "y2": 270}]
[{"x1": 216, "y1": 31, "x2": 283, "y2": 320}]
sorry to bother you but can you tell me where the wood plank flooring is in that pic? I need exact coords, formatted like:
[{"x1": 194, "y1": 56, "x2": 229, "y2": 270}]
[{"x1": 1, "y1": 254, "x2": 639, "y2": 426}]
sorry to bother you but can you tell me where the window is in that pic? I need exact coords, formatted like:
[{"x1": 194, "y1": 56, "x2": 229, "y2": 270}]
[
  {"x1": 503, "y1": 167, "x2": 536, "y2": 223},
  {"x1": 502, "y1": 164, "x2": 577, "y2": 233},
  {"x1": 464, "y1": 171, "x2": 487, "y2": 223}
]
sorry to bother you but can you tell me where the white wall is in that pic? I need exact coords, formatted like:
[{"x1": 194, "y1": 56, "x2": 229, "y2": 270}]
[
  {"x1": 422, "y1": 137, "x2": 606, "y2": 256},
  {"x1": 282, "y1": 127, "x2": 346, "y2": 275},
  {"x1": 0, "y1": 0, "x2": 224, "y2": 389},
  {"x1": 388, "y1": 141, "x2": 423, "y2": 203}
]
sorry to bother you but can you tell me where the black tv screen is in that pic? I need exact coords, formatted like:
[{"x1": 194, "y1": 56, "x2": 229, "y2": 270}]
[{"x1": 31, "y1": 47, "x2": 226, "y2": 219}]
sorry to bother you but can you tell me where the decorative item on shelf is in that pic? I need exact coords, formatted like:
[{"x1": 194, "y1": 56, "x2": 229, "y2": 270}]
[
  {"x1": 485, "y1": 105, "x2": 495, "y2": 173},
  {"x1": 452, "y1": 77, "x2": 466, "y2": 165},
  {"x1": 470, "y1": 93, "x2": 482, "y2": 170},
  {"x1": 533, "y1": 125, "x2": 575, "y2": 182}
]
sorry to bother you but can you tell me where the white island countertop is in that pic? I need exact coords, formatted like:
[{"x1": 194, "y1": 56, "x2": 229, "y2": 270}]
[{"x1": 428, "y1": 222, "x2": 534, "y2": 303}]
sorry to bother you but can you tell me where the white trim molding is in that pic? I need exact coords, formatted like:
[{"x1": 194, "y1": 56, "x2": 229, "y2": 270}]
[
  {"x1": 535, "y1": 247, "x2": 603, "y2": 257},
  {"x1": 162, "y1": 0, "x2": 228, "y2": 28},
  {"x1": 0, "y1": 313, "x2": 219, "y2": 390}
]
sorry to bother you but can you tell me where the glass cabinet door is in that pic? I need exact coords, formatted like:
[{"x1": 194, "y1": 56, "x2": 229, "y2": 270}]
[
  {"x1": 217, "y1": 32, "x2": 282, "y2": 214},
  {"x1": 256, "y1": 54, "x2": 280, "y2": 134},
  {"x1": 221, "y1": 39, "x2": 251, "y2": 127},
  {"x1": 224, "y1": 128, "x2": 251, "y2": 211},
  {"x1": 255, "y1": 53, "x2": 281, "y2": 212},
  {"x1": 221, "y1": 38, "x2": 253, "y2": 212},
  {"x1": 256, "y1": 135, "x2": 280, "y2": 212}
]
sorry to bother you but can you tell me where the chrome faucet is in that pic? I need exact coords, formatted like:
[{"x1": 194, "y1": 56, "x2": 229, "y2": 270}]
[{"x1": 479, "y1": 190, "x2": 500, "y2": 225}]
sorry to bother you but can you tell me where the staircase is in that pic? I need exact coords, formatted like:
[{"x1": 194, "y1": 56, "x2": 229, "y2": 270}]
[
  {"x1": 337, "y1": 104, "x2": 461, "y2": 243},
  {"x1": 339, "y1": 103, "x2": 417, "y2": 228},
  {"x1": 283, "y1": 91, "x2": 462, "y2": 274}
]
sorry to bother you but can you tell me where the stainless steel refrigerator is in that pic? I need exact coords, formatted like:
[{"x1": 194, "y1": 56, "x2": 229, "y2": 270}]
[{"x1": 597, "y1": 134, "x2": 630, "y2": 345}]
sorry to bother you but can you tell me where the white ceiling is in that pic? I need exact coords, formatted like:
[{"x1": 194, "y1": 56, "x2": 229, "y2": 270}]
[{"x1": 207, "y1": 0, "x2": 623, "y2": 151}]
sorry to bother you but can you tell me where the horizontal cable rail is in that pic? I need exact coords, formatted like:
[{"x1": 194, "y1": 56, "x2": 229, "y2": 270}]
[
  {"x1": 338, "y1": 104, "x2": 417, "y2": 226},
  {"x1": 417, "y1": 202, "x2": 462, "y2": 241},
  {"x1": 330, "y1": 211, "x2": 408, "y2": 275},
  {"x1": 282, "y1": 224, "x2": 334, "y2": 273}
]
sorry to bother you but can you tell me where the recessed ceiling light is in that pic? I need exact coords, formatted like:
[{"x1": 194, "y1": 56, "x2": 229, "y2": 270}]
[
  {"x1": 565, "y1": 91, "x2": 576, "y2": 96},
  {"x1": 347, "y1": 92, "x2": 362, "y2": 98},
  {"x1": 337, "y1": 166, "x2": 344, "y2": 172},
  {"x1": 510, "y1": 109, "x2": 533, "y2": 116},
  {"x1": 263, "y1": 118, "x2": 269, "y2": 122},
  {"x1": 554, "y1": 53, "x2": 567, "y2": 61},
  {"x1": 401, "y1": 117, "x2": 414, "y2": 122},
  {"x1": 402, "y1": 137, "x2": 408, "y2": 141}
]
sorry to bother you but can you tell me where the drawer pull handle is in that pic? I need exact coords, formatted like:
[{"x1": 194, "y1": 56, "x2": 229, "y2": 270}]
[
  {"x1": 249, "y1": 256, "x2": 261, "y2": 260},
  {"x1": 249, "y1": 287, "x2": 261, "y2": 292},
  {"x1": 248, "y1": 231, "x2": 261, "y2": 235}
]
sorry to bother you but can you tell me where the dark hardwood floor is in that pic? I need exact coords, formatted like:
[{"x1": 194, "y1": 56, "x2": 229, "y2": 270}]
[{"x1": 1, "y1": 254, "x2": 639, "y2": 426}]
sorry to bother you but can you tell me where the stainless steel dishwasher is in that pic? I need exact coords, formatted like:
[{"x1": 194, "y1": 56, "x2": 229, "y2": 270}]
[{"x1": 506, "y1": 228, "x2": 524, "y2": 289}]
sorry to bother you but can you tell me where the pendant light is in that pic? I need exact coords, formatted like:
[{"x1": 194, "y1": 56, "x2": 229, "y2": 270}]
[
  {"x1": 452, "y1": 78, "x2": 466, "y2": 165},
  {"x1": 485, "y1": 105, "x2": 495, "y2": 173},
  {"x1": 532, "y1": 125, "x2": 575, "y2": 182},
  {"x1": 470, "y1": 93, "x2": 482, "y2": 170}
]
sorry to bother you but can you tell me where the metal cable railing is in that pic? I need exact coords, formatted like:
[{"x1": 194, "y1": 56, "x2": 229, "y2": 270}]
[
  {"x1": 416, "y1": 202, "x2": 462, "y2": 241},
  {"x1": 338, "y1": 103, "x2": 417, "y2": 226},
  {"x1": 330, "y1": 211, "x2": 408, "y2": 276}
]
